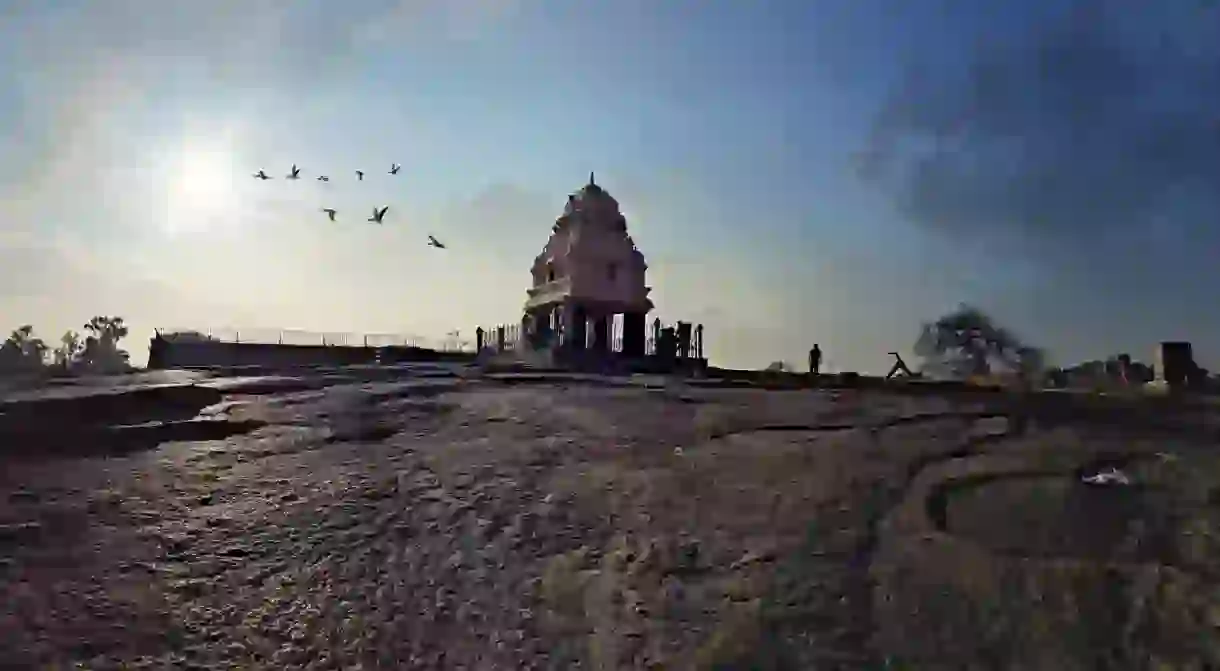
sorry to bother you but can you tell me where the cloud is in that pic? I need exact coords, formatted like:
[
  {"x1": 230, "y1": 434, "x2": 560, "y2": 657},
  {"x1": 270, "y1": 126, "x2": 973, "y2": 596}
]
[{"x1": 857, "y1": 2, "x2": 1220, "y2": 276}]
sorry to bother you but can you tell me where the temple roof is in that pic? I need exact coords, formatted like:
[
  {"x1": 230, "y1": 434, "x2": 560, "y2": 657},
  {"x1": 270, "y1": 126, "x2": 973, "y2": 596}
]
[
  {"x1": 566, "y1": 171, "x2": 618, "y2": 214},
  {"x1": 580, "y1": 172, "x2": 604, "y2": 197}
]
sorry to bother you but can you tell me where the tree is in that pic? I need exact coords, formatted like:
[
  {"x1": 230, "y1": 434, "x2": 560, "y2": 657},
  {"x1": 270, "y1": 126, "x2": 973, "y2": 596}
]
[
  {"x1": 52, "y1": 330, "x2": 83, "y2": 369},
  {"x1": 84, "y1": 316, "x2": 129, "y2": 343},
  {"x1": 80, "y1": 316, "x2": 130, "y2": 372},
  {"x1": 0, "y1": 325, "x2": 49, "y2": 373},
  {"x1": 914, "y1": 304, "x2": 1044, "y2": 380}
]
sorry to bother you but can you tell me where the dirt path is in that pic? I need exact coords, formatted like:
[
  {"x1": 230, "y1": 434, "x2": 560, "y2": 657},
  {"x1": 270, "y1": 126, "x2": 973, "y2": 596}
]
[{"x1": 2, "y1": 376, "x2": 1218, "y2": 669}]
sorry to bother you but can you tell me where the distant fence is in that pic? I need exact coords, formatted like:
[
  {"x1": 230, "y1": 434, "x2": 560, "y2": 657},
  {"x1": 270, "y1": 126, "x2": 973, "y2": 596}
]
[
  {"x1": 154, "y1": 316, "x2": 704, "y2": 365},
  {"x1": 155, "y1": 328, "x2": 478, "y2": 353},
  {"x1": 150, "y1": 326, "x2": 484, "y2": 370}
]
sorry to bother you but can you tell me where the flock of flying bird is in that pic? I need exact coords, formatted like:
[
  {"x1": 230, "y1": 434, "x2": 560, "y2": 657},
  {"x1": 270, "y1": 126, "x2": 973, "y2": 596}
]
[{"x1": 251, "y1": 163, "x2": 447, "y2": 249}]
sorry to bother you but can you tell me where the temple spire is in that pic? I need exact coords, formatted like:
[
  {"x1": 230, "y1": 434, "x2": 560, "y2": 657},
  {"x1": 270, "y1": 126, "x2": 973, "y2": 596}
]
[{"x1": 588, "y1": 171, "x2": 596, "y2": 186}]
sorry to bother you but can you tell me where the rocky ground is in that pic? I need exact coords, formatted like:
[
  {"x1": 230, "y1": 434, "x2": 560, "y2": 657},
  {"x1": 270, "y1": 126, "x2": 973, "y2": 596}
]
[{"x1": 2, "y1": 367, "x2": 1219, "y2": 669}]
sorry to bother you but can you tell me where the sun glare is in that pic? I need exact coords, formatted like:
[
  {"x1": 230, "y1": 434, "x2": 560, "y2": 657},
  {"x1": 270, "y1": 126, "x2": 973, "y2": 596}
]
[{"x1": 163, "y1": 135, "x2": 243, "y2": 235}]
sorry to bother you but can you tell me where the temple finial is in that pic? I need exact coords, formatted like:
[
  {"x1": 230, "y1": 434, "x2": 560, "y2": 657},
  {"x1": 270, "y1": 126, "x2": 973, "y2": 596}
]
[{"x1": 588, "y1": 171, "x2": 595, "y2": 186}]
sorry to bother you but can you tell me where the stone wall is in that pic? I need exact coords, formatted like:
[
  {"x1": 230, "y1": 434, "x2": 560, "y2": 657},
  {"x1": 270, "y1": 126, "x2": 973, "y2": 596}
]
[{"x1": 149, "y1": 339, "x2": 474, "y2": 370}]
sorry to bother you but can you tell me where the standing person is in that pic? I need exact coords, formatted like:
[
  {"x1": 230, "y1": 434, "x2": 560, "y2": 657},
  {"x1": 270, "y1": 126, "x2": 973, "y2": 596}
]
[{"x1": 809, "y1": 344, "x2": 823, "y2": 376}]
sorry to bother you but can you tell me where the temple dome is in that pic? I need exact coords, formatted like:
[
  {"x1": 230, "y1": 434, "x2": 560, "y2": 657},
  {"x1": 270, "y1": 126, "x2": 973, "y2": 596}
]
[{"x1": 565, "y1": 172, "x2": 620, "y2": 215}]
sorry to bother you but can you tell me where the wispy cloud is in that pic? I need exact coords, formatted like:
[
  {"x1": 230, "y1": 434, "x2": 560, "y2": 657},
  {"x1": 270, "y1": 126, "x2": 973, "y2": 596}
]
[{"x1": 857, "y1": 2, "x2": 1220, "y2": 279}]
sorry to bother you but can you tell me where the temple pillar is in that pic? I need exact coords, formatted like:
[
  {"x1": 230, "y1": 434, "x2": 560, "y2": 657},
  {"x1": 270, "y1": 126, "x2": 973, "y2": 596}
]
[
  {"x1": 531, "y1": 309, "x2": 552, "y2": 349},
  {"x1": 657, "y1": 327, "x2": 677, "y2": 360},
  {"x1": 592, "y1": 314, "x2": 610, "y2": 352},
  {"x1": 496, "y1": 326, "x2": 506, "y2": 351},
  {"x1": 622, "y1": 312, "x2": 646, "y2": 357},
  {"x1": 567, "y1": 303, "x2": 588, "y2": 350},
  {"x1": 1157, "y1": 341, "x2": 1195, "y2": 390},
  {"x1": 676, "y1": 322, "x2": 691, "y2": 359}
]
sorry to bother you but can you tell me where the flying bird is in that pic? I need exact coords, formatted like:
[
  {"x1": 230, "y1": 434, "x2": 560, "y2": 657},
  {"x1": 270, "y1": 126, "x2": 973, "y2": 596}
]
[
  {"x1": 368, "y1": 206, "x2": 389, "y2": 224},
  {"x1": 321, "y1": 208, "x2": 337, "y2": 221},
  {"x1": 317, "y1": 175, "x2": 329, "y2": 182},
  {"x1": 252, "y1": 170, "x2": 271, "y2": 180},
  {"x1": 355, "y1": 170, "x2": 364, "y2": 181},
  {"x1": 286, "y1": 164, "x2": 301, "y2": 180},
  {"x1": 389, "y1": 163, "x2": 401, "y2": 175},
  {"x1": 427, "y1": 235, "x2": 446, "y2": 249}
]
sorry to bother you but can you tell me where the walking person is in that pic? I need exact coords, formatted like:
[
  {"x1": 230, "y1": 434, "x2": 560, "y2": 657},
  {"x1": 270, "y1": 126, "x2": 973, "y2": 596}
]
[{"x1": 809, "y1": 344, "x2": 823, "y2": 376}]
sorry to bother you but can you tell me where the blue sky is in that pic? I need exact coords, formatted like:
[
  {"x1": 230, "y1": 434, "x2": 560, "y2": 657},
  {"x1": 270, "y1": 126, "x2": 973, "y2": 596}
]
[{"x1": 2, "y1": 0, "x2": 1218, "y2": 372}]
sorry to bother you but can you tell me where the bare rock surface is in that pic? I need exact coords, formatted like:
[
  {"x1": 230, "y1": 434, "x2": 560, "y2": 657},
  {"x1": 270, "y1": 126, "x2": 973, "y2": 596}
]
[{"x1": 2, "y1": 370, "x2": 1220, "y2": 669}]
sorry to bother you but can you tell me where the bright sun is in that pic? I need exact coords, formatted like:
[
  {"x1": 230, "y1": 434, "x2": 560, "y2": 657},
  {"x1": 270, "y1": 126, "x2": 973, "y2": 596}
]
[{"x1": 165, "y1": 140, "x2": 241, "y2": 234}]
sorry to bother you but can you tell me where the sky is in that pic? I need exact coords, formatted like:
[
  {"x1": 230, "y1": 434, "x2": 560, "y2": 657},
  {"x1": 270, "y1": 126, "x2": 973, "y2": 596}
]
[{"x1": 1, "y1": 0, "x2": 1218, "y2": 372}]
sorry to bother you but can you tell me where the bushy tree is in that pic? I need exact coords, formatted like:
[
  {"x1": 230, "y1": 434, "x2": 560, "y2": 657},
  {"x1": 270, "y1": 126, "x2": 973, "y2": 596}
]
[
  {"x1": 914, "y1": 304, "x2": 1044, "y2": 380},
  {"x1": 52, "y1": 330, "x2": 83, "y2": 369},
  {"x1": 0, "y1": 325, "x2": 48, "y2": 373},
  {"x1": 0, "y1": 316, "x2": 133, "y2": 377},
  {"x1": 79, "y1": 316, "x2": 130, "y2": 373}
]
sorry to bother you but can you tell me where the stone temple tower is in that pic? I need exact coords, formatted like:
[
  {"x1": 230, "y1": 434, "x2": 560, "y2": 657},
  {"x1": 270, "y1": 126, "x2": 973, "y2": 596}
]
[{"x1": 523, "y1": 173, "x2": 653, "y2": 356}]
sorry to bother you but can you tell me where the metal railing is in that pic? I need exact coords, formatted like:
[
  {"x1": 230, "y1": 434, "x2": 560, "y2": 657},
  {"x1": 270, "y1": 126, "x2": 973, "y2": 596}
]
[
  {"x1": 473, "y1": 318, "x2": 703, "y2": 358},
  {"x1": 154, "y1": 328, "x2": 456, "y2": 351},
  {"x1": 157, "y1": 318, "x2": 708, "y2": 358}
]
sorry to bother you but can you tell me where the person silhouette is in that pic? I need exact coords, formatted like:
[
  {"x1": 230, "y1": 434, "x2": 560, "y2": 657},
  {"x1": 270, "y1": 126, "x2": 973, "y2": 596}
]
[
  {"x1": 885, "y1": 352, "x2": 913, "y2": 380},
  {"x1": 809, "y1": 344, "x2": 822, "y2": 375}
]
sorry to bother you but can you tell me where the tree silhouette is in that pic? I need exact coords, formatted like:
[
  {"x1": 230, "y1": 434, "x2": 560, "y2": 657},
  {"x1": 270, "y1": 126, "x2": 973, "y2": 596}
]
[
  {"x1": 52, "y1": 330, "x2": 83, "y2": 369},
  {"x1": 0, "y1": 317, "x2": 133, "y2": 377},
  {"x1": 0, "y1": 325, "x2": 48, "y2": 372},
  {"x1": 80, "y1": 316, "x2": 131, "y2": 372},
  {"x1": 84, "y1": 316, "x2": 129, "y2": 342},
  {"x1": 914, "y1": 304, "x2": 1044, "y2": 380}
]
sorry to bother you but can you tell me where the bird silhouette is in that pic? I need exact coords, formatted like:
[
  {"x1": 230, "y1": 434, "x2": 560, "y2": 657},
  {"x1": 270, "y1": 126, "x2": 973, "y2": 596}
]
[
  {"x1": 389, "y1": 163, "x2": 401, "y2": 175},
  {"x1": 427, "y1": 235, "x2": 446, "y2": 249},
  {"x1": 286, "y1": 164, "x2": 301, "y2": 180},
  {"x1": 321, "y1": 208, "x2": 337, "y2": 221},
  {"x1": 368, "y1": 206, "x2": 389, "y2": 224},
  {"x1": 317, "y1": 175, "x2": 329, "y2": 182},
  {"x1": 252, "y1": 170, "x2": 271, "y2": 180},
  {"x1": 355, "y1": 170, "x2": 364, "y2": 181}
]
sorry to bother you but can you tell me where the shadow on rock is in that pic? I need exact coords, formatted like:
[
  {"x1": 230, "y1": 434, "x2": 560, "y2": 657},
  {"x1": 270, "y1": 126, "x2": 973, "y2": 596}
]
[
  {"x1": 2, "y1": 419, "x2": 266, "y2": 460},
  {"x1": 0, "y1": 384, "x2": 264, "y2": 460},
  {"x1": 0, "y1": 384, "x2": 224, "y2": 430},
  {"x1": 929, "y1": 471, "x2": 1182, "y2": 564}
]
